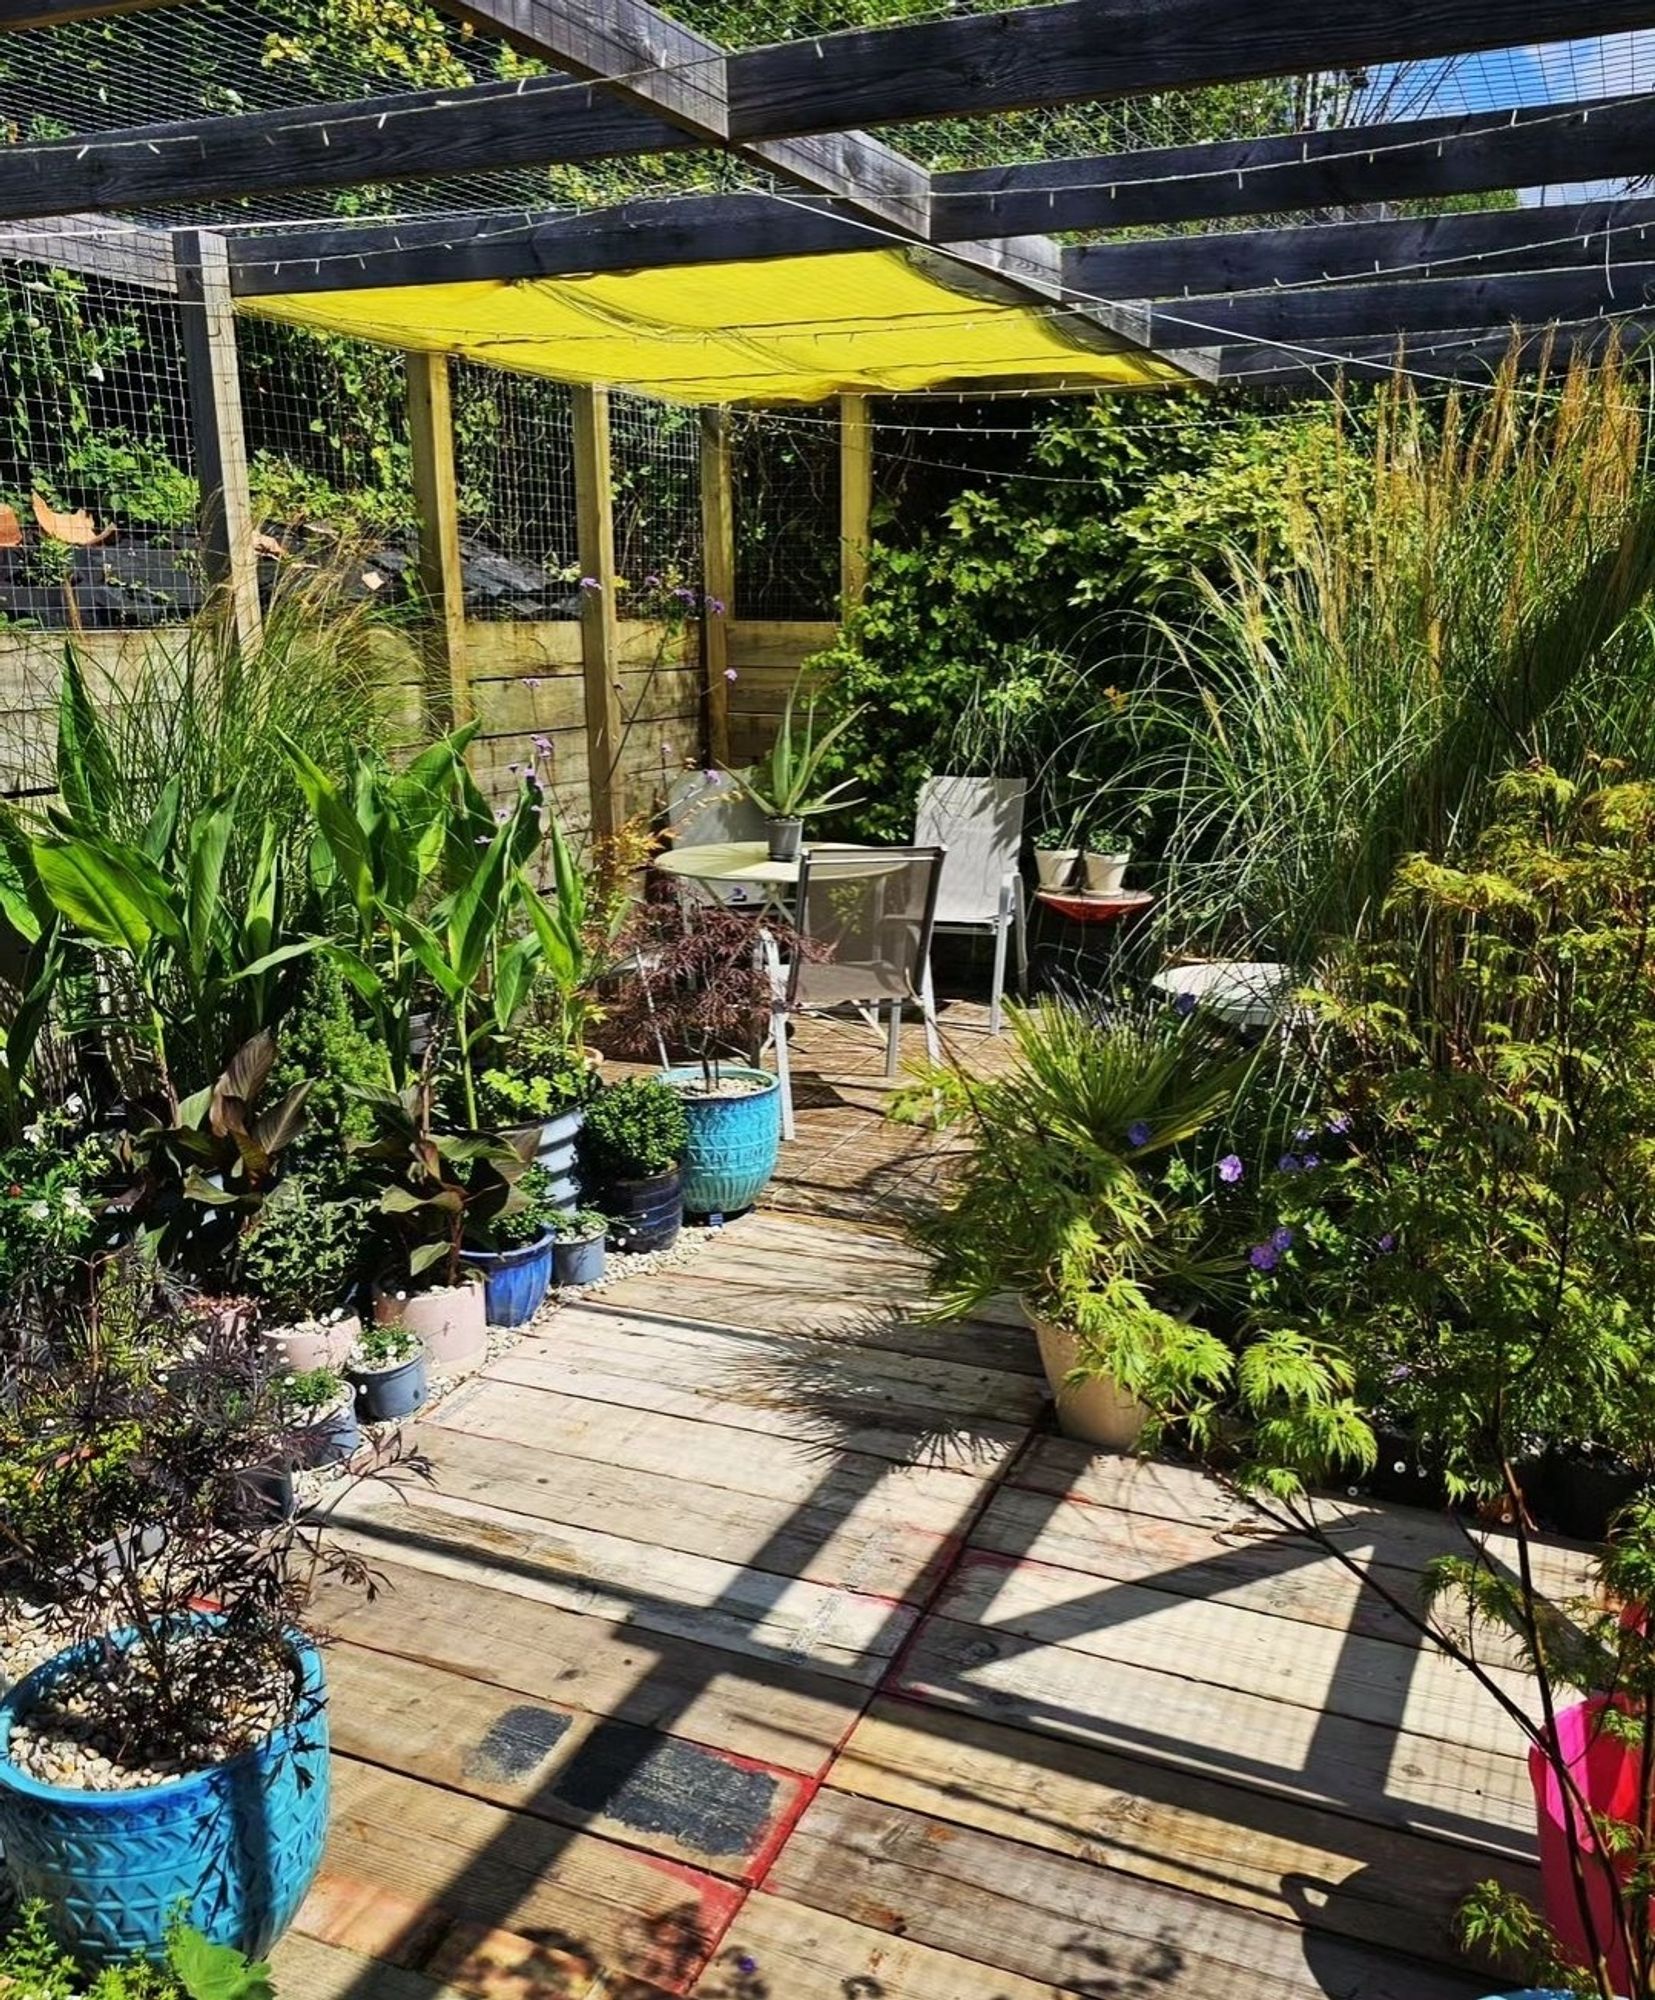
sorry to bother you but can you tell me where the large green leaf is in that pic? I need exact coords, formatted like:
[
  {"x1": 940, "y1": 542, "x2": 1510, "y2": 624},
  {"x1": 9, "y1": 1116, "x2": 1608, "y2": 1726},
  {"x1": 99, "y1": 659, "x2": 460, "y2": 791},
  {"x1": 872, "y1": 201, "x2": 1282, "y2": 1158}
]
[
  {"x1": 55, "y1": 645, "x2": 118, "y2": 828},
  {"x1": 184, "y1": 796, "x2": 237, "y2": 985},
  {"x1": 32, "y1": 839, "x2": 179, "y2": 958},
  {"x1": 281, "y1": 734, "x2": 375, "y2": 921}
]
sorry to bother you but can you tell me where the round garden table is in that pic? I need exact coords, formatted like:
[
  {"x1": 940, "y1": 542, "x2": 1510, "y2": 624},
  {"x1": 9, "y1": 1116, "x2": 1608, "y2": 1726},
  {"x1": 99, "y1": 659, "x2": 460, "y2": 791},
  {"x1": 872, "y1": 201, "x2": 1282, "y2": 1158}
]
[{"x1": 653, "y1": 840, "x2": 902, "y2": 889}]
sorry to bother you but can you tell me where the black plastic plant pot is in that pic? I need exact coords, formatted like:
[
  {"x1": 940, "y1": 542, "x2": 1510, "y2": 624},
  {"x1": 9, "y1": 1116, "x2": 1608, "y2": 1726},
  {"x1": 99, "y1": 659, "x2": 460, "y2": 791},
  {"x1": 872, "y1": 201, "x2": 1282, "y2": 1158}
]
[
  {"x1": 766, "y1": 817, "x2": 803, "y2": 864},
  {"x1": 604, "y1": 1167, "x2": 683, "y2": 1255},
  {"x1": 1545, "y1": 1451, "x2": 1643, "y2": 1542}
]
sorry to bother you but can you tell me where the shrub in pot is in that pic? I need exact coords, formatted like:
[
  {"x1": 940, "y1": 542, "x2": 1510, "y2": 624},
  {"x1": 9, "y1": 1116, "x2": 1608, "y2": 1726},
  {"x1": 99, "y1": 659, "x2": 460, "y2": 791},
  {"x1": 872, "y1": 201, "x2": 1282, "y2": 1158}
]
[
  {"x1": 550, "y1": 1207, "x2": 609, "y2": 1289},
  {"x1": 609, "y1": 901, "x2": 795, "y2": 1219},
  {"x1": 0, "y1": 1262, "x2": 386, "y2": 1965},
  {"x1": 237, "y1": 1175, "x2": 369, "y2": 1375},
  {"x1": 273, "y1": 1365, "x2": 359, "y2": 1467},
  {"x1": 460, "y1": 1163, "x2": 558, "y2": 1327},
  {"x1": 477, "y1": 1027, "x2": 595, "y2": 1213},
  {"x1": 345, "y1": 1322, "x2": 427, "y2": 1422},
  {"x1": 576, "y1": 1079, "x2": 688, "y2": 1255},
  {"x1": 897, "y1": 996, "x2": 1256, "y2": 1449}
]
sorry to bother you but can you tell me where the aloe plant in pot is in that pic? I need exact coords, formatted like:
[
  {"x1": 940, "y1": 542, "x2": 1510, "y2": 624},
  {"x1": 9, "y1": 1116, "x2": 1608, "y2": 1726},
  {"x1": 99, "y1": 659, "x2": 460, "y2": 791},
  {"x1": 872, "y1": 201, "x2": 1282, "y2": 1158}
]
[{"x1": 725, "y1": 684, "x2": 863, "y2": 862}]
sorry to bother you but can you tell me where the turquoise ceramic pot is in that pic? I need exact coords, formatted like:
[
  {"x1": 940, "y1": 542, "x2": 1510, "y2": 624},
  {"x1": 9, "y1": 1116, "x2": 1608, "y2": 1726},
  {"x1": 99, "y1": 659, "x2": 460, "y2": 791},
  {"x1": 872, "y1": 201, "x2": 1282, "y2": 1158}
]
[
  {"x1": 664, "y1": 1065, "x2": 782, "y2": 1219},
  {"x1": 0, "y1": 1629, "x2": 328, "y2": 1965}
]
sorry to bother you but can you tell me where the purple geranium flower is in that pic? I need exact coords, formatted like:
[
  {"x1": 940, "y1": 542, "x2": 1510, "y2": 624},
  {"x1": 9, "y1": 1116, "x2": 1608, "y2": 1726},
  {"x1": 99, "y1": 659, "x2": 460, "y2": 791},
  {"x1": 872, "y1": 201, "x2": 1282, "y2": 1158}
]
[
  {"x1": 1301, "y1": 1152, "x2": 1321, "y2": 1170},
  {"x1": 523, "y1": 676, "x2": 541, "y2": 691},
  {"x1": 1174, "y1": 991, "x2": 1197, "y2": 1018},
  {"x1": 1326, "y1": 1111, "x2": 1352, "y2": 1135},
  {"x1": 1270, "y1": 1225, "x2": 1295, "y2": 1253},
  {"x1": 1376, "y1": 1232, "x2": 1397, "y2": 1254},
  {"x1": 533, "y1": 735, "x2": 552, "y2": 753},
  {"x1": 1126, "y1": 1120, "x2": 1152, "y2": 1148},
  {"x1": 1249, "y1": 1243, "x2": 1279, "y2": 1273},
  {"x1": 724, "y1": 666, "x2": 739, "y2": 682},
  {"x1": 1294, "y1": 1126, "x2": 1314, "y2": 1144},
  {"x1": 579, "y1": 575, "x2": 600, "y2": 591},
  {"x1": 1277, "y1": 1152, "x2": 1302, "y2": 1174},
  {"x1": 1217, "y1": 1154, "x2": 1244, "y2": 1185}
]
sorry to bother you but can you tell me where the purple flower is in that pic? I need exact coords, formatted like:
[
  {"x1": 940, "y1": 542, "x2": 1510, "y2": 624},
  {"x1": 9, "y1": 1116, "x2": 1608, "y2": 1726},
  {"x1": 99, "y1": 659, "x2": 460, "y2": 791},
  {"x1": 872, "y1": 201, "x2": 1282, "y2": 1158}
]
[
  {"x1": 1376, "y1": 1232, "x2": 1397, "y2": 1255},
  {"x1": 1270, "y1": 1225, "x2": 1295, "y2": 1253},
  {"x1": 644, "y1": 573, "x2": 662, "y2": 589},
  {"x1": 1302, "y1": 1153, "x2": 1321, "y2": 1171},
  {"x1": 1249, "y1": 1243, "x2": 1279, "y2": 1273},
  {"x1": 724, "y1": 666, "x2": 739, "y2": 682},
  {"x1": 533, "y1": 734, "x2": 552, "y2": 754},
  {"x1": 736, "y1": 1959, "x2": 758, "y2": 1978},
  {"x1": 494, "y1": 807, "x2": 510, "y2": 823},
  {"x1": 1217, "y1": 1154, "x2": 1244, "y2": 1185},
  {"x1": 523, "y1": 676, "x2": 541, "y2": 691},
  {"x1": 702, "y1": 768, "x2": 719, "y2": 783},
  {"x1": 1174, "y1": 991, "x2": 1197, "y2": 1018},
  {"x1": 1277, "y1": 1152, "x2": 1302, "y2": 1174},
  {"x1": 579, "y1": 575, "x2": 601, "y2": 591},
  {"x1": 1326, "y1": 1111, "x2": 1352, "y2": 1135},
  {"x1": 709, "y1": 596, "x2": 727, "y2": 616},
  {"x1": 1294, "y1": 1126, "x2": 1314, "y2": 1144},
  {"x1": 1126, "y1": 1120, "x2": 1152, "y2": 1148}
]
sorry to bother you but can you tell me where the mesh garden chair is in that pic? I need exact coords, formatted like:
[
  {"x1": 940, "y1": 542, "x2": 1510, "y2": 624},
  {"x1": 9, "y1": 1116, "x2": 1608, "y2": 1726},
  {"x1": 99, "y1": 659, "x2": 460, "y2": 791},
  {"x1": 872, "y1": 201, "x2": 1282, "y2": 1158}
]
[
  {"x1": 768, "y1": 845, "x2": 945, "y2": 1141},
  {"x1": 914, "y1": 775, "x2": 1029, "y2": 1033}
]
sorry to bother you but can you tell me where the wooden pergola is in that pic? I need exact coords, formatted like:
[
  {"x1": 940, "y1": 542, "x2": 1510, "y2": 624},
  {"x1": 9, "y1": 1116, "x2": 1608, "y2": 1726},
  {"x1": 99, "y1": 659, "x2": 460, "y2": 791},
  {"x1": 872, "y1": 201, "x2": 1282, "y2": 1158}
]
[{"x1": 6, "y1": 0, "x2": 1655, "y2": 831}]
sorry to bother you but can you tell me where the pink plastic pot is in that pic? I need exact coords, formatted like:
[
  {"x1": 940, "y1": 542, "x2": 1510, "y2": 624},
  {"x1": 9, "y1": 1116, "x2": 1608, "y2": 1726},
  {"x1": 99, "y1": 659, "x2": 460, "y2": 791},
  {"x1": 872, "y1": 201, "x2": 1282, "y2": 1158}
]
[{"x1": 1531, "y1": 1695, "x2": 1642, "y2": 1991}]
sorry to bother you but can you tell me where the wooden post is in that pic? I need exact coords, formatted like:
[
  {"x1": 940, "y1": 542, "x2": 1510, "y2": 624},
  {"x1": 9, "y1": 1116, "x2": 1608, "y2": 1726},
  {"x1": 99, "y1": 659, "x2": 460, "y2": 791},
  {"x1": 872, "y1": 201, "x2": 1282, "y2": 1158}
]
[
  {"x1": 406, "y1": 350, "x2": 471, "y2": 735},
  {"x1": 174, "y1": 228, "x2": 262, "y2": 654},
  {"x1": 839, "y1": 392, "x2": 872, "y2": 613},
  {"x1": 572, "y1": 383, "x2": 623, "y2": 843},
  {"x1": 699, "y1": 406, "x2": 735, "y2": 769}
]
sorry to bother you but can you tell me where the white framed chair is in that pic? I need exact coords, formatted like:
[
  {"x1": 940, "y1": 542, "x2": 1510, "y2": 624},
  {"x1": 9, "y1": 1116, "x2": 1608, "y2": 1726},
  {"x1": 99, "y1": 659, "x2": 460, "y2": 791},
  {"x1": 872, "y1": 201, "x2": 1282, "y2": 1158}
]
[
  {"x1": 663, "y1": 769, "x2": 767, "y2": 907},
  {"x1": 914, "y1": 775, "x2": 1029, "y2": 1033},
  {"x1": 766, "y1": 845, "x2": 945, "y2": 1141}
]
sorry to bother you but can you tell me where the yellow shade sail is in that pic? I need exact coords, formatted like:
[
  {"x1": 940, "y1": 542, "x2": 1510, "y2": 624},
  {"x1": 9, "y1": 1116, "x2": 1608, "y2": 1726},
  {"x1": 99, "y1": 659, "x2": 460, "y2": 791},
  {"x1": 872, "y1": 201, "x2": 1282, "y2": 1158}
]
[{"x1": 242, "y1": 248, "x2": 1189, "y2": 404}]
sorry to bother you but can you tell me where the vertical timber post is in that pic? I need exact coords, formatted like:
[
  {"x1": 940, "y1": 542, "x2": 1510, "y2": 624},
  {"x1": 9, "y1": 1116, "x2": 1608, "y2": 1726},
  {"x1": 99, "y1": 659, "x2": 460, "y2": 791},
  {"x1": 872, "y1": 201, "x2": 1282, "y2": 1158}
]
[
  {"x1": 699, "y1": 406, "x2": 734, "y2": 769},
  {"x1": 406, "y1": 350, "x2": 472, "y2": 739},
  {"x1": 839, "y1": 392, "x2": 873, "y2": 614},
  {"x1": 174, "y1": 229, "x2": 262, "y2": 654},
  {"x1": 572, "y1": 383, "x2": 623, "y2": 844}
]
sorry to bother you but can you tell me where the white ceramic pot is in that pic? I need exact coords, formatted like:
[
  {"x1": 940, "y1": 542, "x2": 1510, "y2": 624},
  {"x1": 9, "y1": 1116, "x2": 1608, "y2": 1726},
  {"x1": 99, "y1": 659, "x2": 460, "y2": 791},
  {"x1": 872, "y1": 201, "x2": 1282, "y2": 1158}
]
[
  {"x1": 1033, "y1": 847, "x2": 1080, "y2": 890},
  {"x1": 1083, "y1": 852, "x2": 1130, "y2": 895},
  {"x1": 260, "y1": 1312, "x2": 360, "y2": 1376},
  {"x1": 374, "y1": 1280, "x2": 488, "y2": 1379},
  {"x1": 1023, "y1": 1302, "x2": 1151, "y2": 1452}
]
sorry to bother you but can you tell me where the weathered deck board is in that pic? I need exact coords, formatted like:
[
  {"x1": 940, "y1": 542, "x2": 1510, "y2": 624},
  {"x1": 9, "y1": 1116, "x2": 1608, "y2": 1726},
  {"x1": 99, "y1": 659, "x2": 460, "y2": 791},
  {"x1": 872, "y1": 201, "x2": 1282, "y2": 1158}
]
[
  {"x1": 763, "y1": 1789, "x2": 1487, "y2": 2000},
  {"x1": 288, "y1": 1208, "x2": 1549, "y2": 2000},
  {"x1": 312, "y1": 1555, "x2": 865, "y2": 1772},
  {"x1": 831, "y1": 1697, "x2": 1537, "y2": 1960},
  {"x1": 324, "y1": 1644, "x2": 807, "y2": 1882},
  {"x1": 420, "y1": 1388, "x2": 980, "y2": 1600}
]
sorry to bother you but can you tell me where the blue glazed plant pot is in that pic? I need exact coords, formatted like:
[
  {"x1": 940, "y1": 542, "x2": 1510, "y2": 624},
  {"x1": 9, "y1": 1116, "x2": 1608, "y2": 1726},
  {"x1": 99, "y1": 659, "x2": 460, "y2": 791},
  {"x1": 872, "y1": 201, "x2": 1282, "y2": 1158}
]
[
  {"x1": 663, "y1": 1065, "x2": 782, "y2": 1219},
  {"x1": 0, "y1": 1631, "x2": 328, "y2": 1966},
  {"x1": 461, "y1": 1231, "x2": 555, "y2": 1328},
  {"x1": 348, "y1": 1351, "x2": 428, "y2": 1422},
  {"x1": 552, "y1": 1230, "x2": 606, "y2": 1289}
]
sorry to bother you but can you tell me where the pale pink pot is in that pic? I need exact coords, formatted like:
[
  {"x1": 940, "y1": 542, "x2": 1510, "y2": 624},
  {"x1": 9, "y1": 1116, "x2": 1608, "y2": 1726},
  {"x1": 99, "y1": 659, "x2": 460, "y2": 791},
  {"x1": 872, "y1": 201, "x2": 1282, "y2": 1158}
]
[
  {"x1": 260, "y1": 1313, "x2": 360, "y2": 1376},
  {"x1": 374, "y1": 1280, "x2": 488, "y2": 1378}
]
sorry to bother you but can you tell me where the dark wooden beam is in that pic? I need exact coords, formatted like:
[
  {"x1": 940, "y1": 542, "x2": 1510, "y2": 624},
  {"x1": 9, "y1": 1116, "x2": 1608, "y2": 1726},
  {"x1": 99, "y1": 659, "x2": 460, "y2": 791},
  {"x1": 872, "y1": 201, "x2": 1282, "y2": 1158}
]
[
  {"x1": 1218, "y1": 318, "x2": 1655, "y2": 385},
  {"x1": 1065, "y1": 197, "x2": 1655, "y2": 300},
  {"x1": 0, "y1": 213, "x2": 175, "y2": 287},
  {"x1": 0, "y1": 75, "x2": 692, "y2": 223},
  {"x1": 0, "y1": 0, "x2": 183, "y2": 25},
  {"x1": 726, "y1": 0, "x2": 1655, "y2": 140},
  {"x1": 226, "y1": 193, "x2": 872, "y2": 296},
  {"x1": 934, "y1": 96, "x2": 1655, "y2": 237},
  {"x1": 1153, "y1": 264, "x2": 1655, "y2": 344}
]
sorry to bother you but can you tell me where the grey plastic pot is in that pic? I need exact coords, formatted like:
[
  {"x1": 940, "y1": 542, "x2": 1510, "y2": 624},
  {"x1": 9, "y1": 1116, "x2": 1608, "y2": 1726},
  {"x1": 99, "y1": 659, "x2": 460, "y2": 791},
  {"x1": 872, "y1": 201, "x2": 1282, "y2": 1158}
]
[
  {"x1": 553, "y1": 1229, "x2": 606, "y2": 1288},
  {"x1": 348, "y1": 1351, "x2": 428, "y2": 1423}
]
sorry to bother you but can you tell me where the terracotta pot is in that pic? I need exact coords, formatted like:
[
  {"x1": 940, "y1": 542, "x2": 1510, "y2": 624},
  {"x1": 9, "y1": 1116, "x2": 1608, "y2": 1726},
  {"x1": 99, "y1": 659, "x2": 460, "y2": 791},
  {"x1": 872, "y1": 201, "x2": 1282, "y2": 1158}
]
[
  {"x1": 260, "y1": 1312, "x2": 360, "y2": 1377},
  {"x1": 1033, "y1": 847, "x2": 1079, "y2": 890},
  {"x1": 374, "y1": 1280, "x2": 487, "y2": 1378},
  {"x1": 1082, "y1": 852, "x2": 1130, "y2": 895},
  {"x1": 1023, "y1": 1302, "x2": 1150, "y2": 1451}
]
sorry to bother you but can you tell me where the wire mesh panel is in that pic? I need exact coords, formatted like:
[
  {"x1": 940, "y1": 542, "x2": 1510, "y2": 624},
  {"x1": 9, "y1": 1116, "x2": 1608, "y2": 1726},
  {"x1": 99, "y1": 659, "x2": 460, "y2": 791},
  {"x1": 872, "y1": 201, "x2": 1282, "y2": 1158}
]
[{"x1": 730, "y1": 408, "x2": 839, "y2": 620}]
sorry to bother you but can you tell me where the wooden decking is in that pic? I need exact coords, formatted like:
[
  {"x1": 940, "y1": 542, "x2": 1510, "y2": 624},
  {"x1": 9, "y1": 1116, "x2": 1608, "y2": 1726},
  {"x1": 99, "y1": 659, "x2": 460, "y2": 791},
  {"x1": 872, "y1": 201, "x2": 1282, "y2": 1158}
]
[{"x1": 274, "y1": 1209, "x2": 1542, "y2": 2000}]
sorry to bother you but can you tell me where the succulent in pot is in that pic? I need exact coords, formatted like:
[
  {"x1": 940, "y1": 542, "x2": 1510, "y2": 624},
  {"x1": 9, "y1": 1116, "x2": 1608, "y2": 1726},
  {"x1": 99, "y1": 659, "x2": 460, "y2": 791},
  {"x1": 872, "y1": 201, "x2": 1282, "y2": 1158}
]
[
  {"x1": 575, "y1": 1078, "x2": 688, "y2": 1255},
  {"x1": 0, "y1": 1258, "x2": 388, "y2": 1965},
  {"x1": 721, "y1": 681, "x2": 864, "y2": 862},
  {"x1": 549, "y1": 1207, "x2": 610, "y2": 1289},
  {"x1": 345, "y1": 1321, "x2": 428, "y2": 1423}
]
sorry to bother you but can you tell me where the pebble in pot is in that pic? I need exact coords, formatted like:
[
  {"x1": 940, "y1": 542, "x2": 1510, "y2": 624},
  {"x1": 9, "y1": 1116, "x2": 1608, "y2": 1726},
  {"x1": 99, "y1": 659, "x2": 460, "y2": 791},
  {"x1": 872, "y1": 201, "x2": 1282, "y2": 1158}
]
[{"x1": 346, "y1": 1324, "x2": 428, "y2": 1423}]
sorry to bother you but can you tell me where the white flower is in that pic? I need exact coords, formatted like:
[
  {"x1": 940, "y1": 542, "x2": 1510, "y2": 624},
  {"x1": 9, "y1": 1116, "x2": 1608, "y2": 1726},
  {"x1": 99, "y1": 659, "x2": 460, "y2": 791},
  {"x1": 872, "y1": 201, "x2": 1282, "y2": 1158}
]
[
  {"x1": 21, "y1": 1123, "x2": 41, "y2": 1146},
  {"x1": 64, "y1": 1093, "x2": 84, "y2": 1117},
  {"x1": 26, "y1": 1200, "x2": 48, "y2": 1222}
]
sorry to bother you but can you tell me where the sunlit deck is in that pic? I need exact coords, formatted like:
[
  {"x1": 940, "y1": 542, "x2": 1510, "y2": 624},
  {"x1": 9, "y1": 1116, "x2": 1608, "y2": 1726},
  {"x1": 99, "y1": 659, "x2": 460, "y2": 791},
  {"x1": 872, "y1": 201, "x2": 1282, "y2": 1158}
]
[{"x1": 272, "y1": 1136, "x2": 1541, "y2": 1999}]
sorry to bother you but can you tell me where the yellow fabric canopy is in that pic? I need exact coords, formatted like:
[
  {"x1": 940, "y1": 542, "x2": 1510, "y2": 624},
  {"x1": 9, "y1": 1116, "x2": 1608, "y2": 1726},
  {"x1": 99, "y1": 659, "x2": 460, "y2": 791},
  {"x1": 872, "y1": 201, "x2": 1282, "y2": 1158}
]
[{"x1": 243, "y1": 248, "x2": 1188, "y2": 404}]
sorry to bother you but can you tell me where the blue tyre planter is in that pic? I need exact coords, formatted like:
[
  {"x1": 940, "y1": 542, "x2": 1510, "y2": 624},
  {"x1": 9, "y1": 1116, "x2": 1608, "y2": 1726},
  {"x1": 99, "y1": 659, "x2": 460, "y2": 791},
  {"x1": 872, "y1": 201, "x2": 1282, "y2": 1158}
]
[
  {"x1": 605, "y1": 1167, "x2": 682, "y2": 1254},
  {"x1": 535, "y1": 1107, "x2": 584, "y2": 1211},
  {"x1": 462, "y1": 1232, "x2": 555, "y2": 1327},
  {"x1": 664, "y1": 1065, "x2": 782, "y2": 1219},
  {"x1": 0, "y1": 1632, "x2": 328, "y2": 1966}
]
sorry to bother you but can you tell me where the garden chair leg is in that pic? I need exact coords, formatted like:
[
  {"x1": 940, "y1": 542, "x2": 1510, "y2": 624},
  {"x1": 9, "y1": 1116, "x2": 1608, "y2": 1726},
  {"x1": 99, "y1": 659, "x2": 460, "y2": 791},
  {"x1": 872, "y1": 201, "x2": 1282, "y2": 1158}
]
[
  {"x1": 989, "y1": 879, "x2": 1014, "y2": 1034},
  {"x1": 772, "y1": 1003, "x2": 797, "y2": 1141},
  {"x1": 885, "y1": 999, "x2": 903, "y2": 1079},
  {"x1": 920, "y1": 962, "x2": 941, "y2": 1067},
  {"x1": 1013, "y1": 875, "x2": 1030, "y2": 997}
]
